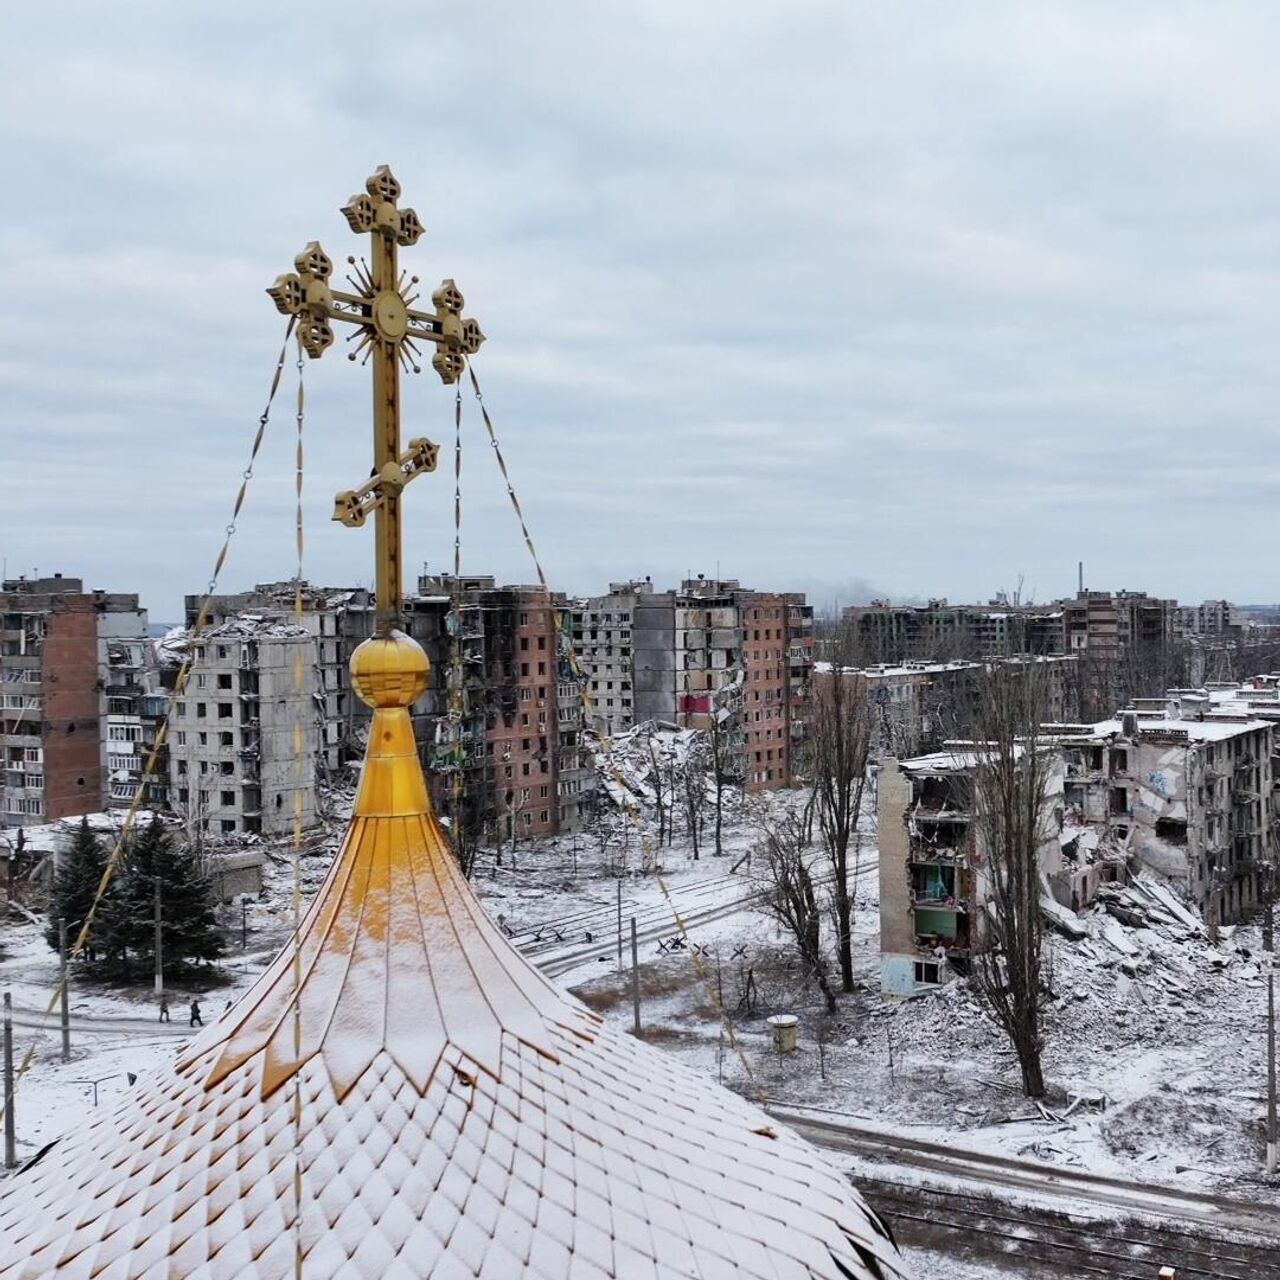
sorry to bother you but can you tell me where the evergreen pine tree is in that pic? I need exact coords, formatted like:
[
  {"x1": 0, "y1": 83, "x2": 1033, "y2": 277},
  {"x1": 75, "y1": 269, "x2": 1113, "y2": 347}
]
[
  {"x1": 114, "y1": 816, "x2": 225, "y2": 975},
  {"x1": 45, "y1": 818, "x2": 108, "y2": 960}
]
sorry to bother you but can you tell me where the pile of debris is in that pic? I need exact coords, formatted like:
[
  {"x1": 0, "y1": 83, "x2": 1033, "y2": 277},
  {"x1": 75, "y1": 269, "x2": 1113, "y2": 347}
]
[
  {"x1": 1092, "y1": 873, "x2": 1202, "y2": 937},
  {"x1": 593, "y1": 722, "x2": 707, "y2": 812}
]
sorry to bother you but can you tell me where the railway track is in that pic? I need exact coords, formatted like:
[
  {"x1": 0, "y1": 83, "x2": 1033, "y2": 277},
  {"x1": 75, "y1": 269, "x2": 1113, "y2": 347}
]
[
  {"x1": 3, "y1": 860, "x2": 878, "y2": 1035},
  {"x1": 767, "y1": 1103, "x2": 1280, "y2": 1277},
  {"x1": 510, "y1": 870, "x2": 751, "y2": 959},
  {"x1": 867, "y1": 1176, "x2": 1280, "y2": 1279},
  {"x1": 769, "y1": 1102, "x2": 1280, "y2": 1241},
  {"x1": 527, "y1": 859, "x2": 878, "y2": 978}
]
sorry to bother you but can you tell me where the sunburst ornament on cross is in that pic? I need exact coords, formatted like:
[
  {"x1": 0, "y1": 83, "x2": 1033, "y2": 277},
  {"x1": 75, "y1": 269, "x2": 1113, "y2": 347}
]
[{"x1": 266, "y1": 164, "x2": 484, "y2": 630}]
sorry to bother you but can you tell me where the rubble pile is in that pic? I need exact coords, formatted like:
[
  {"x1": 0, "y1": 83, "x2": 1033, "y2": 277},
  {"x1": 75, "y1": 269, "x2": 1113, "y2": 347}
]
[
  {"x1": 593, "y1": 722, "x2": 706, "y2": 812},
  {"x1": 886, "y1": 869, "x2": 1269, "y2": 1065}
]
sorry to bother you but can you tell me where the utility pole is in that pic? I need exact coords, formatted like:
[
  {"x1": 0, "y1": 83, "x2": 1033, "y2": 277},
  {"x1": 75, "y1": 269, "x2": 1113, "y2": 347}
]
[
  {"x1": 153, "y1": 875, "x2": 164, "y2": 997},
  {"x1": 3, "y1": 990, "x2": 15, "y2": 1170},
  {"x1": 630, "y1": 917, "x2": 640, "y2": 1034},
  {"x1": 1267, "y1": 968, "x2": 1276, "y2": 1176},
  {"x1": 616, "y1": 879, "x2": 623, "y2": 971},
  {"x1": 59, "y1": 919, "x2": 70, "y2": 1064},
  {"x1": 1267, "y1": 869, "x2": 1277, "y2": 1176},
  {"x1": 241, "y1": 897, "x2": 248, "y2": 950}
]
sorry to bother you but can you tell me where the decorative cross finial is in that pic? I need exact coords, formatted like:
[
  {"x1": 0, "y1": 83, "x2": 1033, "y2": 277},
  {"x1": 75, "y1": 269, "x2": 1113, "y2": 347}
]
[{"x1": 266, "y1": 164, "x2": 484, "y2": 630}]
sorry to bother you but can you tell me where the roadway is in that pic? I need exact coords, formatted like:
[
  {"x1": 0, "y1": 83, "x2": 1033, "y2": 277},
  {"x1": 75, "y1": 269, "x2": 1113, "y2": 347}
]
[{"x1": 767, "y1": 1102, "x2": 1280, "y2": 1244}]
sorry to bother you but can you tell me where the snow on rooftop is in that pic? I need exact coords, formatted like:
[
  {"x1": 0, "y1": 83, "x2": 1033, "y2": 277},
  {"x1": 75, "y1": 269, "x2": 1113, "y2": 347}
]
[
  {"x1": 0, "y1": 810, "x2": 170, "y2": 857},
  {"x1": 1093, "y1": 715, "x2": 1272, "y2": 742}
]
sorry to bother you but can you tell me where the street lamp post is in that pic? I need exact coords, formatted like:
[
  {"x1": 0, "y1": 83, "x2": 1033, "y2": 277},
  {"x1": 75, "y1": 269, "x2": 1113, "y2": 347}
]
[
  {"x1": 1266, "y1": 857, "x2": 1277, "y2": 1176},
  {"x1": 153, "y1": 876, "x2": 164, "y2": 997}
]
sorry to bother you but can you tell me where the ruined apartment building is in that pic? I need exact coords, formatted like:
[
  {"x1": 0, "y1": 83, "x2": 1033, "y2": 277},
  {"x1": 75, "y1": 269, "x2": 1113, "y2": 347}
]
[
  {"x1": 843, "y1": 599, "x2": 1065, "y2": 663},
  {"x1": 101, "y1": 604, "x2": 168, "y2": 812},
  {"x1": 189, "y1": 579, "x2": 457, "y2": 776},
  {"x1": 1, "y1": 576, "x2": 159, "y2": 829},
  {"x1": 481, "y1": 583, "x2": 560, "y2": 841},
  {"x1": 783, "y1": 595, "x2": 815, "y2": 780},
  {"x1": 821, "y1": 655, "x2": 1077, "y2": 763},
  {"x1": 165, "y1": 619, "x2": 319, "y2": 838},
  {"x1": 573, "y1": 577, "x2": 812, "y2": 791},
  {"x1": 680, "y1": 580, "x2": 813, "y2": 791},
  {"x1": 669, "y1": 580, "x2": 743, "y2": 783},
  {"x1": 187, "y1": 583, "x2": 378, "y2": 773},
  {"x1": 423, "y1": 574, "x2": 593, "y2": 840},
  {"x1": 738, "y1": 591, "x2": 808, "y2": 791},
  {"x1": 1177, "y1": 599, "x2": 1244, "y2": 642},
  {"x1": 878, "y1": 749, "x2": 1065, "y2": 996},
  {"x1": 572, "y1": 581, "x2": 676, "y2": 736},
  {"x1": 186, "y1": 575, "x2": 592, "y2": 843},
  {"x1": 1063, "y1": 589, "x2": 1180, "y2": 716},
  {"x1": 1048, "y1": 707, "x2": 1272, "y2": 926}
]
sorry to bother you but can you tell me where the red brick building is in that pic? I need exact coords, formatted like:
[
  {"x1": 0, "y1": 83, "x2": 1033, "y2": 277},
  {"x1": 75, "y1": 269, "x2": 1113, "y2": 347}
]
[
  {"x1": 737, "y1": 590, "x2": 815, "y2": 792},
  {"x1": 485, "y1": 587, "x2": 561, "y2": 841},
  {"x1": 2, "y1": 577, "x2": 109, "y2": 826}
]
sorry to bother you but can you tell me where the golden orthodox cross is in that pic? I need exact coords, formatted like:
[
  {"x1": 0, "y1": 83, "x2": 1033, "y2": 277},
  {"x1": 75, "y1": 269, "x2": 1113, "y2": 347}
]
[{"x1": 267, "y1": 164, "x2": 484, "y2": 631}]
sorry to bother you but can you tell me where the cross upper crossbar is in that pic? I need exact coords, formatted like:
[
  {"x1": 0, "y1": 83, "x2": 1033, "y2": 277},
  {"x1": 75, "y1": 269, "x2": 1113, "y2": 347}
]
[{"x1": 266, "y1": 165, "x2": 483, "y2": 629}]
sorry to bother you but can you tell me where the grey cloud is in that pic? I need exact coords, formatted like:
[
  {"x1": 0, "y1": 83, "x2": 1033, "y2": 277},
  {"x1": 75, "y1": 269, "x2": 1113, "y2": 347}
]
[{"x1": 5, "y1": 2, "x2": 1280, "y2": 617}]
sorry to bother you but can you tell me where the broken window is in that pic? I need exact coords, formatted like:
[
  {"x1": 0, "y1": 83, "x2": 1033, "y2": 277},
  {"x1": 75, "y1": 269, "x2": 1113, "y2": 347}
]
[
  {"x1": 913, "y1": 961, "x2": 940, "y2": 985},
  {"x1": 1155, "y1": 817, "x2": 1187, "y2": 846},
  {"x1": 911, "y1": 864, "x2": 956, "y2": 902}
]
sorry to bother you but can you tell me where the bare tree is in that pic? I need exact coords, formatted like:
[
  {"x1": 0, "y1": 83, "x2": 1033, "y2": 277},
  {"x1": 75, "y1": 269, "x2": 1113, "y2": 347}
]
[
  {"x1": 663, "y1": 748, "x2": 682, "y2": 849},
  {"x1": 682, "y1": 738, "x2": 709, "y2": 860},
  {"x1": 812, "y1": 639, "x2": 873, "y2": 993},
  {"x1": 709, "y1": 713, "x2": 728, "y2": 857},
  {"x1": 970, "y1": 663, "x2": 1053, "y2": 1098},
  {"x1": 646, "y1": 733, "x2": 669, "y2": 846},
  {"x1": 756, "y1": 812, "x2": 837, "y2": 1014}
]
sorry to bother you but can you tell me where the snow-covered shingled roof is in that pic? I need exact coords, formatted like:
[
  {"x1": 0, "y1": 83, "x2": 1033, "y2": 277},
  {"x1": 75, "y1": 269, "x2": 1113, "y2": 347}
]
[{"x1": 0, "y1": 632, "x2": 905, "y2": 1280}]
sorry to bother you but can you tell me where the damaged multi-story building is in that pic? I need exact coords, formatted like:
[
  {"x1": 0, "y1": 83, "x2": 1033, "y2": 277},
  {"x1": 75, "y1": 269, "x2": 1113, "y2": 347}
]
[
  {"x1": 419, "y1": 573, "x2": 595, "y2": 841},
  {"x1": 842, "y1": 598, "x2": 1066, "y2": 663},
  {"x1": 2, "y1": 575, "x2": 164, "y2": 828},
  {"x1": 572, "y1": 576, "x2": 812, "y2": 792},
  {"x1": 877, "y1": 747, "x2": 1067, "y2": 995},
  {"x1": 182, "y1": 573, "x2": 596, "y2": 844},
  {"x1": 843, "y1": 588, "x2": 1205, "y2": 719},
  {"x1": 1062, "y1": 589, "x2": 1181, "y2": 717},
  {"x1": 162, "y1": 618, "x2": 320, "y2": 839},
  {"x1": 572, "y1": 581, "x2": 671, "y2": 735},
  {"x1": 818, "y1": 655, "x2": 1077, "y2": 763},
  {"x1": 184, "y1": 582, "x2": 385, "y2": 775},
  {"x1": 1045, "y1": 705, "x2": 1273, "y2": 927}
]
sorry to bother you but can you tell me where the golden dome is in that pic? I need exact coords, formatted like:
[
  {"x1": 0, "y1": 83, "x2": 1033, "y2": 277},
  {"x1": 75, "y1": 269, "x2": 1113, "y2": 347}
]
[{"x1": 349, "y1": 631, "x2": 429, "y2": 708}]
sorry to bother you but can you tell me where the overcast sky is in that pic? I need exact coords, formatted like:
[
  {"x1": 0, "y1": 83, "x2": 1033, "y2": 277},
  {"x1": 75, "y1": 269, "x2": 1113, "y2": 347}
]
[{"x1": 4, "y1": 4, "x2": 1280, "y2": 621}]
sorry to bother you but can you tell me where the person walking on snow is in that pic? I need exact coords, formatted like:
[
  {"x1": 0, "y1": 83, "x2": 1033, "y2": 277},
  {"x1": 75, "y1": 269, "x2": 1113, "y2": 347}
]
[
  {"x1": 158, "y1": 996, "x2": 170, "y2": 1023},
  {"x1": 189, "y1": 1000, "x2": 202, "y2": 1028}
]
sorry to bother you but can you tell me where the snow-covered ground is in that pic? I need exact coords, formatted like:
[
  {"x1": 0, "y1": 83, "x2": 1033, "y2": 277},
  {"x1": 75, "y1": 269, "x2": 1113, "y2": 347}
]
[{"x1": 1, "y1": 767, "x2": 1274, "y2": 1270}]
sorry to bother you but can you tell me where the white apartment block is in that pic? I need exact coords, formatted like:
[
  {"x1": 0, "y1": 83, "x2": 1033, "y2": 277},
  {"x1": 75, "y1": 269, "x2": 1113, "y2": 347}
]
[
  {"x1": 1047, "y1": 710, "x2": 1271, "y2": 927},
  {"x1": 166, "y1": 621, "x2": 319, "y2": 838},
  {"x1": 877, "y1": 748, "x2": 1066, "y2": 996}
]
